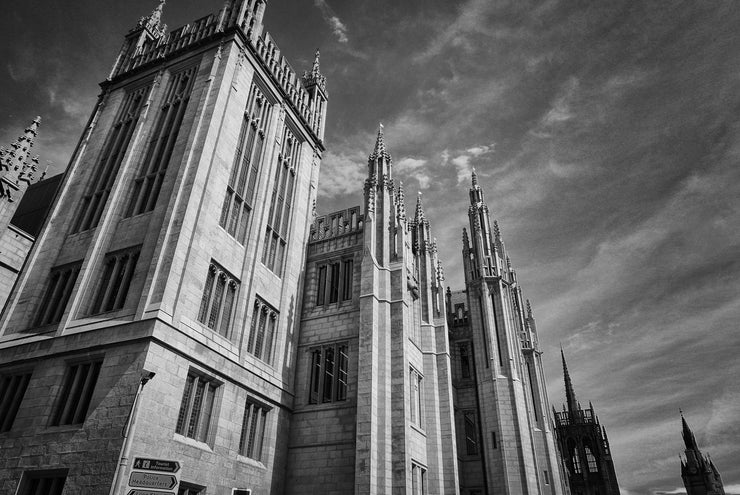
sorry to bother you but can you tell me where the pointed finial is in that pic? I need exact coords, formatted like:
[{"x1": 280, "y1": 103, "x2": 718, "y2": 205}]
[
  {"x1": 135, "y1": 0, "x2": 167, "y2": 36},
  {"x1": 302, "y1": 48, "x2": 327, "y2": 92},
  {"x1": 561, "y1": 348, "x2": 579, "y2": 416},
  {"x1": 471, "y1": 167, "x2": 479, "y2": 187},
  {"x1": 368, "y1": 122, "x2": 391, "y2": 162},
  {"x1": 415, "y1": 191, "x2": 424, "y2": 221},
  {"x1": 526, "y1": 299, "x2": 533, "y2": 318},
  {"x1": 493, "y1": 220, "x2": 501, "y2": 240},
  {"x1": 681, "y1": 411, "x2": 700, "y2": 452},
  {"x1": 462, "y1": 227, "x2": 469, "y2": 245}
]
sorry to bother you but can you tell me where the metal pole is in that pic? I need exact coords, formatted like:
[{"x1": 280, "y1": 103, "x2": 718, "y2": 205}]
[{"x1": 108, "y1": 372, "x2": 155, "y2": 495}]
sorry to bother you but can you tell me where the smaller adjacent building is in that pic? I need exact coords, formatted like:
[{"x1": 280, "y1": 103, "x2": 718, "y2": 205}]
[
  {"x1": 0, "y1": 116, "x2": 60, "y2": 308},
  {"x1": 680, "y1": 413, "x2": 725, "y2": 495},
  {"x1": 553, "y1": 350, "x2": 620, "y2": 495}
]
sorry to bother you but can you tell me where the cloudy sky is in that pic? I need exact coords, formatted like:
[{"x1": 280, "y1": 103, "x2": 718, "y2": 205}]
[{"x1": 2, "y1": 1, "x2": 739, "y2": 493}]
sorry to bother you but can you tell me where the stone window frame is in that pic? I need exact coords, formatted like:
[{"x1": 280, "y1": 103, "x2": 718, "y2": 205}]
[
  {"x1": 246, "y1": 297, "x2": 278, "y2": 364},
  {"x1": 238, "y1": 396, "x2": 271, "y2": 461},
  {"x1": 89, "y1": 245, "x2": 141, "y2": 315},
  {"x1": 17, "y1": 469, "x2": 68, "y2": 495},
  {"x1": 50, "y1": 358, "x2": 103, "y2": 426},
  {"x1": 34, "y1": 261, "x2": 82, "y2": 327},
  {"x1": 262, "y1": 121, "x2": 301, "y2": 275},
  {"x1": 72, "y1": 80, "x2": 152, "y2": 233},
  {"x1": 308, "y1": 342, "x2": 349, "y2": 404},
  {"x1": 0, "y1": 369, "x2": 33, "y2": 432},
  {"x1": 463, "y1": 410, "x2": 478, "y2": 456},
  {"x1": 410, "y1": 461, "x2": 427, "y2": 495},
  {"x1": 175, "y1": 369, "x2": 222, "y2": 445},
  {"x1": 126, "y1": 63, "x2": 199, "y2": 217},
  {"x1": 315, "y1": 257, "x2": 353, "y2": 307},
  {"x1": 219, "y1": 81, "x2": 272, "y2": 244},
  {"x1": 197, "y1": 261, "x2": 240, "y2": 339},
  {"x1": 409, "y1": 366, "x2": 424, "y2": 428}
]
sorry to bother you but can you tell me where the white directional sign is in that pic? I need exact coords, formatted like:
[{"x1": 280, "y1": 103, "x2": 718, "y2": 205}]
[
  {"x1": 129, "y1": 472, "x2": 178, "y2": 490},
  {"x1": 126, "y1": 457, "x2": 182, "y2": 494}
]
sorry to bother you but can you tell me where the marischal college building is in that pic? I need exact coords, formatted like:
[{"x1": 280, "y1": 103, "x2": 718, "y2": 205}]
[{"x1": 0, "y1": 1, "x2": 622, "y2": 494}]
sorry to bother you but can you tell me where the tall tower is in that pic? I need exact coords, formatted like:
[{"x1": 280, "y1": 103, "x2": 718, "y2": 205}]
[
  {"x1": 287, "y1": 125, "x2": 459, "y2": 494},
  {"x1": 0, "y1": 1, "x2": 326, "y2": 493},
  {"x1": 680, "y1": 413, "x2": 725, "y2": 495},
  {"x1": 459, "y1": 171, "x2": 565, "y2": 494},
  {"x1": 553, "y1": 351, "x2": 620, "y2": 495}
]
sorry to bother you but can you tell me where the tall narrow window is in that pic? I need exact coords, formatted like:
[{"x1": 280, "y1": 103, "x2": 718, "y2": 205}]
[
  {"x1": 308, "y1": 343, "x2": 348, "y2": 404},
  {"x1": 247, "y1": 297, "x2": 278, "y2": 364},
  {"x1": 459, "y1": 343, "x2": 471, "y2": 379},
  {"x1": 197, "y1": 261, "x2": 239, "y2": 339},
  {"x1": 568, "y1": 439, "x2": 582, "y2": 474},
  {"x1": 262, "y1": 124, "x2": 301, "y2": 274},
  {"x1": 409, "y1": 367, "x2": 423, "y2": 427},
  {"x1": 526, "y1": 361, "x2": 540, "y2": 422},
  {"x1": 34, "y1": 262, "x2": 82, "y2": 327},
  {"x1": 411, "y1": 463, "x2": 427, "y2": 495},
  {"x1": 73, "y1": 83, "x2": 151, "y2": 232},
  {"x1": 328, "y1": 262, "x2": 340, "y2": 303},
  {"x1": 127, "y1": 65, "x2": 198, "y2": 217},
  {"x1": 0, "y1": 371, "x2": 32, "y2": 432},
  {"x1": 491, "y1": 431, "x2": 497, "y2": 449},
  {"x1": 220, "y1": 83, "x2": 272, "y2": 243},
  {"x1": 90, "y1": 246, "x2": 141, "y2": 314},
  {"x1": 464, "y1": 411, "x2": 478, "y2": 455},
  {"x1": 585, "y1": 444, "x2": 598, "y2": 472},
  {"x1": 239, "y1": 398, "x2": 270, "y2": 460},
  {"x1": 315, "y1": 259, "x2": 353, "y2": 306},
  {"x1": 175, "y1": 371, "x2": 220, "y2": 443},
  {"x1": 51, "y1": 360, "x2": 102, "y2": 426},
  {"x1": 316, "y1": 265, "x2": 327, "y2": 305},
  {"x1": 342, "y1": 259, "x2": 353, "y2": 300}
]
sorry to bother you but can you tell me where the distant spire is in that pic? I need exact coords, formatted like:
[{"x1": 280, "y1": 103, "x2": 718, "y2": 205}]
[
  {"x1": 493, "y1": 219, "x2": 501, "y2": 240},
  {"x1": 0, "y1": 116, "x2": 42, "y2": 201},
  {"x1": 302, "y1": 48, "x2": 327, "y2": 93},
  {"x1": 462, "y1": 227, "x2": 469, "y2": 247},
  {"x1": 369, "y1": 123, "x2": 391, "y2": 162},
  {"x1": 415, "y1": 191, "x2": 425, "y2": 221},
  {"x1": 526, "y1": 299, "x2": 533, "y2": 319},
  {"x1": 561, "y1": 348, "x2": 579, "y2": 415},
  {"x1": 471, "y1": 167, "x2": 479, "y2": 188},
  {"x1": 681, "y1": 412, "x2": 700, "y2": 452}
]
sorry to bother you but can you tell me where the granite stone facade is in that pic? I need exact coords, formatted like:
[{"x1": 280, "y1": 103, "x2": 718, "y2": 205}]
[{"x1": 0, "y1": 1, "x2": 575, "y2": 494}]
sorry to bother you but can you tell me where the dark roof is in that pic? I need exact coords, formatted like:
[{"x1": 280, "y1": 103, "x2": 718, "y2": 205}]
[{"x1": 10, "y1": 174, "x2": 63, "y2": 237}]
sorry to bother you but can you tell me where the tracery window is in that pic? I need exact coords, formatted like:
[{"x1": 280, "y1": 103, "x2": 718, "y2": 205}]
[
  {"x1": 262, "y1": 124, "x2": 301, "y2": 274},
  {"x1": 127, "y1": 65, "x2": 198, "y2": 217},
  {"x1": 220, "y1": 83, "x2": 272, "y2": 243},
  {"x1": 585, "y1": 444, "x2": 598, "y2": 472},
  {"x1": 90, "y1": 247, "x2": 141, "y2": 314},
  {"x1": 246, "y1": 297, "x2": 278, "y2": 364},
  {"x1": 74, "y1": 83, "x2": 150, "y2": 232},
  {"x1": 308, "y1": 343, "x2": 348, "y2": 404},
  {"x1": 197, "y1": 261, "x2": 239, "y2": 338}
]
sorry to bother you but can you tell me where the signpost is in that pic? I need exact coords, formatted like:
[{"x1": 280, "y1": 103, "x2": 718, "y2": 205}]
[{"x1": 125, "y1": 457, "x2": 181, "y2": 495}]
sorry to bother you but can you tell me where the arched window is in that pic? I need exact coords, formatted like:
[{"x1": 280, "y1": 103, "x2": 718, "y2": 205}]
[
  {"x1": 584, "y1": 442, "x2": 598, "y2": 473},
  {"x1": 567, "y1": 438, "x2": 582, "y2": 474}
]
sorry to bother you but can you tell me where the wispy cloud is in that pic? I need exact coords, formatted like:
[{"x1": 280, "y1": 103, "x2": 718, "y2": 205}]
[{"x1": 314, "y1": 0, "x2": 348, "y2": 43}]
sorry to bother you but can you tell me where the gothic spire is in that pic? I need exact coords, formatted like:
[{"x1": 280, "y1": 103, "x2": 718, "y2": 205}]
[
  {"x1": 369, "y1": 123, "x2": 391, "y2": 163},
  {"x1": 526, "y1": 299, "x2": 533, "y2": 319},
  {"x1": 302, "y1": 48, "x2": 327, "y2": 93},
  {"x1": 471, "y1": 167, "x2": 479, "y2": 188},
  {"x1": 415, "y1": 191, "x2": 425, "y2": 222},
  {"x1": 561, "y1": 348, "x2": 579, "y2": 414},
  {"x1": 681, "y1": 411, "x2": 700, "y2": 452},
  {"x1": 0, "y1": 116, "x2": 42, "y2": 202}
]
